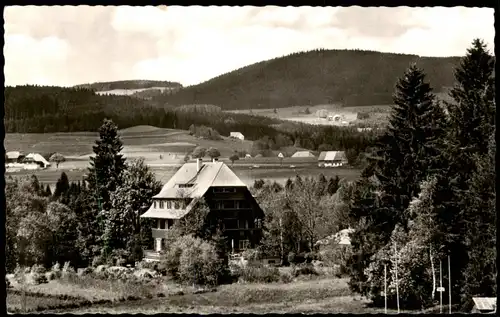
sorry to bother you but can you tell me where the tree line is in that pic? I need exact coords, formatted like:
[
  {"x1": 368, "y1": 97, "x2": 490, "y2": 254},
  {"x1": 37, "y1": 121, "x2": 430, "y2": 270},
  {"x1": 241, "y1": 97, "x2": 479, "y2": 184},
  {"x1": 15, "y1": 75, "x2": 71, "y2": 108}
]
[
  {"x1": 5, "y1": 120, "x2": 162, "y2": 271},
  {"x1": 342, "y1": 39, "x2": 495, "y2": 311}
]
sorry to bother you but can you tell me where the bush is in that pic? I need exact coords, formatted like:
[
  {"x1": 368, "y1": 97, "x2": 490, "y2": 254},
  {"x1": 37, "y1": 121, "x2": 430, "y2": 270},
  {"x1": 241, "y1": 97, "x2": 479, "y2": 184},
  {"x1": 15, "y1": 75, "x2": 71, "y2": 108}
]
[
  {"x1": 91, "y1": 256, "x2": 104, "y2": 268},
  {"x1": 287, "y1": 252, "x2": 296, "y2": 264},
  {"x1": 33, "y1": 273, "x2": 48, "y2": 284},
  {"x1": 45, "y1": 271, "x2": 57, "y2": 281},
  {"x1": 253, "y1": 179, "x2": 265, "y2": 190},
  {"x1": 31, "y1": 264, "x2": 46, "y2": 274},
  {"x1": 6, "y1": 276, "x2": 12, "y2": 288},
  {"x1": 304, "y1": 253, "x2": 314, "y2": 263},
  {"x1": 279, "y1": 272, "x2": 293, "y2": 283},
  {"x1": 357, "y1": 112, "x2": 370, "y2": 120},
  {"x1": 237, "y1": 265, "x2": 281, "y2": 283},
  {"x1": 161, "y1": 235, "x2": 228, "y2": 286},
  {"x1": 178, "y1": 236, "x2": 226, "y2": 286},
  {"x1": 293, "y1": 263, "x2": 319, "y2": 277}
]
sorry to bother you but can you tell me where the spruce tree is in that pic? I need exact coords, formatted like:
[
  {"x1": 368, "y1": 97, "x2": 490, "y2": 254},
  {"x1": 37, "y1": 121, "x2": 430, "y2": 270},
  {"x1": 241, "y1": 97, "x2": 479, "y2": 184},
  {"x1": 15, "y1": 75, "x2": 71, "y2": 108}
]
[
  {"x1": 371, "y1": 64, "x2": 446, "y2": 230},
  {"x1": 54, "y1": 172, "x2": 70, "y2": 199},
  {"x1": 430, "y1": 39, "x2": 496, "y2": 305},
  {"x1": 460, "y1": 133, "x2": 496, "y2": 309},
  {"x1": 87, "y1": 119, "x2": 126, "y2": 212},
  {"x1": 45, "y1": 184, "x2": 52, "y2": 197},
  {"x1": 347, "y1": 64, "x2": 447, "y2": 298}
]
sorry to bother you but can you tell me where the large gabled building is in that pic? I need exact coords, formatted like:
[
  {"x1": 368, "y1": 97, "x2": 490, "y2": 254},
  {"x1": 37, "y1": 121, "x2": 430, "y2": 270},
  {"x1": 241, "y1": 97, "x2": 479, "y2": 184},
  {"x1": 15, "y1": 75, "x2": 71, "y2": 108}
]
[{"x1": 140, "y1": 158, "x2": 264, "y2": 261}]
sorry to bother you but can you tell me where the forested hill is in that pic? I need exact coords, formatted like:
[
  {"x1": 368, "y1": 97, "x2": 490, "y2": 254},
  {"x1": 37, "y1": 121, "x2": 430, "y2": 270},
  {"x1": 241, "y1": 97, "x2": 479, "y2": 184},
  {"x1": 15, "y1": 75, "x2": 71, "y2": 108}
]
[
  {"x1": 75, "y1": 80, "x2": 183, "y2": 91},
  {"x1": 154, "y1": 49, "x2": 461, "y2": 109}
]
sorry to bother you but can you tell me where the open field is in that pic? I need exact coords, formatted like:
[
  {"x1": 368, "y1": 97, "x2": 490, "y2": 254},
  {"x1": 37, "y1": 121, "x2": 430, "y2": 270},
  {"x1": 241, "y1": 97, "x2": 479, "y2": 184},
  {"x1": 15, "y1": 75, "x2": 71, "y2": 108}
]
[
  {"x1": 5, "y1": 126, "x2": 362, "y2": 188},
  {"x1": 4, "y1": 125, "x2": 254, "y2": 159},
  {"x1": 7, "y1": 160, "x2": 361, "y2": 191},
  {"x1": 226, "y1": 104, "x2": 391, "y2": 127},
  {"x1": 18, "y1": 276, "x2": 454, "y2": 314}
]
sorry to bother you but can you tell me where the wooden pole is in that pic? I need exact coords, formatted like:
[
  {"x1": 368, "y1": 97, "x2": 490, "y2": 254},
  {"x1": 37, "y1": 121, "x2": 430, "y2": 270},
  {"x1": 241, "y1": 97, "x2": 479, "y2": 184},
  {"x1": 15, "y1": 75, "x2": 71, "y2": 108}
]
[
  {"x1": 440, "y1": 259, "x2": 443, "y2": 314},
  {"x1": 395, "y1": 243, "x2": 400, "y2": 314},
  {"x1": 448, "y1": 255, "x2": 451, "y2": 314},
  {"x1": 384, "y1": 263, "x2": 387, "y2": 314},
  {"x1": 279, "y1": 217, "x2": 284, "y2": 265}
]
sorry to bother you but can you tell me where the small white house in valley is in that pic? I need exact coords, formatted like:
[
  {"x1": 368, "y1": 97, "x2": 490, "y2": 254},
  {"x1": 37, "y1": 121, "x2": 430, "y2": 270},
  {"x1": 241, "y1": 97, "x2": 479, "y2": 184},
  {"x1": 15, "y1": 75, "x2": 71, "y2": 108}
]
[
  {"x1": 318, "y1": 151, "x2": 348, "y2": 167},
  {"x1": 230, "y1": 132, "x2": 245, "y2": 140}
]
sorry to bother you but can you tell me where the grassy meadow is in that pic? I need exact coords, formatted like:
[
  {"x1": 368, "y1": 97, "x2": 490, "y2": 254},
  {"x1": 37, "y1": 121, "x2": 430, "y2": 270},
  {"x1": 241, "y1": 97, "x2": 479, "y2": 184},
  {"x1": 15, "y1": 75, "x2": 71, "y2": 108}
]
[
  {"x1": 9, "y1": 275, "x2": 450, "y2": 314},
  {"x1": 5, "y1": 125, "x2": 362, "y2": 188}
]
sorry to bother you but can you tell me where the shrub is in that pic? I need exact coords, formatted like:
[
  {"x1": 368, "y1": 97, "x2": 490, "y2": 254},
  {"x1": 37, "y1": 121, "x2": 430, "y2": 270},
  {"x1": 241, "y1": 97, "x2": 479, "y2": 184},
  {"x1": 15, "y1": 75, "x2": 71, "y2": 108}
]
[
  {"x1": 32, "y1": 273, "x2": 48, "y2": 284},
  {"x1": 91, "y1": 256, "x2": 104, "y2": 268},
  {"x1": 51, "y1": 262, "x2": 61, "y2": 272},
  {"x1": 287, "y1": 252, "x2": 296, "y2": 265},
  {"x1": 31, "y1": 264, "x2": 46, "y2": 274},
  {"x1": 293, "y1": 263, "x2": 319, "y2": 277},
  {"x1": 279, "y1": 272, "x2": 293, "y2": 283},
  {"x1": 177, "y1": 236, "x2": 226, "y2": 286},
  {"x1": 253, "y1": 179, "x2": 265, "y2": 190},
  {"x1": 304, "y1": 252, "x2": 314, "y2": 263},
  {"x1": 45, "y1": 271, "x2": 57, "y2": 281},
  {"x1": 6, "y1": 276, "x2": 12, "y2": 288},
  {"x1": 357, "y1": 112, "x2": 370, "y2": 120},
  {"x1": 237, "y1": 265, "x2": 280, "y2": 283}
]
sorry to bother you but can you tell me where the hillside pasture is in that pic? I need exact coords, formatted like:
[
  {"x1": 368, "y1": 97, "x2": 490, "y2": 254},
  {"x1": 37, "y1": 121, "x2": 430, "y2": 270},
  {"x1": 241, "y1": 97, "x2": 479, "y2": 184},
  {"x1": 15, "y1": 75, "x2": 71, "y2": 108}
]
[
  {"x1": 4, "y1": 126, "x2": 253, "y2": 159},
  {"x1": 226, "y1": 104, "x2": 388, "y2": 127}
]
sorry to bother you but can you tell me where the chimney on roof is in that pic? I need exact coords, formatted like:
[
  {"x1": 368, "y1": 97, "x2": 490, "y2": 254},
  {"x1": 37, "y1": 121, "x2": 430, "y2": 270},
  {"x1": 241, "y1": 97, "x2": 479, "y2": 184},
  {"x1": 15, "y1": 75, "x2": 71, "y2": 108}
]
[
  {"x1": 212, "y1": 157, "x2": 218, "y2": 163},
  {"x1": 197, "y1": 158, "x2": 202, "y2": 172}
]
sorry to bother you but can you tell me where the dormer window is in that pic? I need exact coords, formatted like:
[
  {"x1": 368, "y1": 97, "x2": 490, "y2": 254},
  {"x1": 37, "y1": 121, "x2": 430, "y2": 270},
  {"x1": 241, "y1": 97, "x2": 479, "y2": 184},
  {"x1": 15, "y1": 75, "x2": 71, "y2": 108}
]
[
  {"x1": 154, "y1": 201, "x2": 157, "y2": 208},
  {"x1": 167, "y1": 200, "x2": 172, "y2": 209},
  {"x1": 159, "y1": 200, "x2": 165, "y2": 209},
  {"x1": 174, "y1": 200, "x2": 179, "y2": 209},
  {"x1": 178, "y1": 184, "x2": 194, "y2": 188}
]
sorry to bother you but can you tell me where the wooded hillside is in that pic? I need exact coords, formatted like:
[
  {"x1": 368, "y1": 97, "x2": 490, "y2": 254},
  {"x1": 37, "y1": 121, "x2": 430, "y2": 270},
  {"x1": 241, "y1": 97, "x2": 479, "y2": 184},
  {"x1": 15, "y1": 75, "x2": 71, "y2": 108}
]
[{"x1": 154, "y1": 49, "x2": 461, "y2": 109}]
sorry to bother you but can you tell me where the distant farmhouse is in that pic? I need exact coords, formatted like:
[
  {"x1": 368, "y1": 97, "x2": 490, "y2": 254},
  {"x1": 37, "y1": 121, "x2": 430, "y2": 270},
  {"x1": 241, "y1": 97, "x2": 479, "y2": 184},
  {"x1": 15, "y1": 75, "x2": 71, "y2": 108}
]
[
  {"x1": 140, "y1": 158, "x2": 264, "y2": 261},
  {"x1": 25, "y1": 153, "x2": 51, "y2": 168},
  {"x1": 318, "y1": 151, "x2": 348, "y2": 167},
  {"x1": 5, "y1": 151, "x2": 24, "y2": 163},
  {"x1": 5, "y1": 151, "x2": 51, "y2": 171},
  {"x1": 291, "y1": 151, "x2": 316, "y2": 158},
  {"x1": 230, "y1": 132, "x2": 245, "y2": 140}
]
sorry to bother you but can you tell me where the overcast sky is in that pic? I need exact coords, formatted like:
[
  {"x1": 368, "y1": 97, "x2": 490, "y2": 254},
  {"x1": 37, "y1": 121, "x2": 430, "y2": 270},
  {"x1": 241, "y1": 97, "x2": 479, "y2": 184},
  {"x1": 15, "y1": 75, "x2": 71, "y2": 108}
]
[{"x1": 4, "y1": 5, "x2": 494, "y2": 87}]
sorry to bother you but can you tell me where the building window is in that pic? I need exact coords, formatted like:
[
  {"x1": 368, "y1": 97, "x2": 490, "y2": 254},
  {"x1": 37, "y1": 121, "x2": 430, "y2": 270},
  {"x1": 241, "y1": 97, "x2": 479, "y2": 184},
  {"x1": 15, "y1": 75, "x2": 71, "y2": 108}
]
[
  {"x1": 167, "y1": 219, "x2": 173, "y2": 229},
  {"x1": 225, "y1": 219, "x2": 238, "y2": 230},
  {"x1": 238, "y1": 219, "x2": 248, "y2": 229},
  {"x1": 159, "y1": 200, "x2": 164, "y2": 209},
  {"x1": 237, "y1": 200, "x2": 250, "y2": 209},
  {"x1": 222, "y1": 200, "x2": 236, "y2": 209},
  {"x1": 178, "y1": 184, "x2": 194, "y2": 188},
  {"x1": 239, "y1": 239, "x2": 250, "y2": 250},
  {"x1": 154, "y1": 201, "x2": 157, "y2": 208},
  {"x1": 167, "y1": 200, "x2": 172, "y2": 209},
  {"x1": 174, "y1": 200, "x2": 179, "y2": 209},
  {"x1": 160, "y1": 219, "x2": 166, "y2": 229}
]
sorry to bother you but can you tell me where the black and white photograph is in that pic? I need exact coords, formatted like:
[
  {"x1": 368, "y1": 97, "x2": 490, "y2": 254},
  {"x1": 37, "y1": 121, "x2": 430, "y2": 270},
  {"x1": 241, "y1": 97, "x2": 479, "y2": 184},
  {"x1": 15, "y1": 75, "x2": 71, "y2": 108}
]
[{"x1": 4, "y1": 5, "x2": 496, "y2": 314}]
